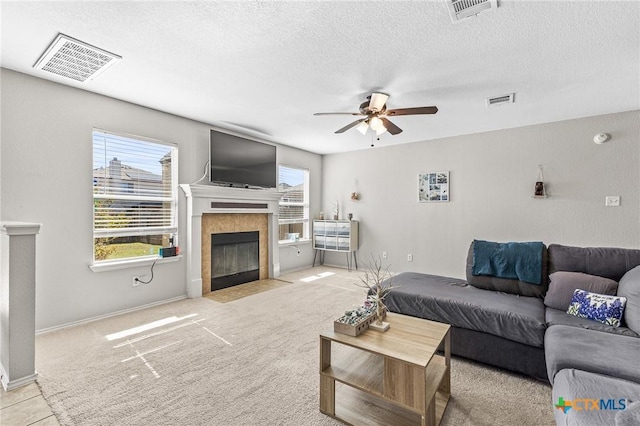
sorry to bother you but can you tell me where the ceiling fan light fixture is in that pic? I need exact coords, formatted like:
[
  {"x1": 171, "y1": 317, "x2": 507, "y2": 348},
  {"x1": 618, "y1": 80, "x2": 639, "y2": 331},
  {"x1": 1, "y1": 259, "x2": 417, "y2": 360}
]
[
  {"x1": 369, "y1": 116, "x2": 384, "y2": 132},
  {"x1": 369, "y1": 93, "x2": 389, "y2": 112},
  {"x1": 356, "y1": 121, "x2": 369, "y2": 135},
  {"x1": 313, "y1": 92, "x2": 437, "y2": 137}
]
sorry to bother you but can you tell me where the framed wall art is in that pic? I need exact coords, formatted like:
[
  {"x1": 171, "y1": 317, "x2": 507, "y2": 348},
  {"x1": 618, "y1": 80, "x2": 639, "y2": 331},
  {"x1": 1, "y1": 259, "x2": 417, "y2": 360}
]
[{"x1": 418, "y1": 171, "x2": 449, "y2": 202}]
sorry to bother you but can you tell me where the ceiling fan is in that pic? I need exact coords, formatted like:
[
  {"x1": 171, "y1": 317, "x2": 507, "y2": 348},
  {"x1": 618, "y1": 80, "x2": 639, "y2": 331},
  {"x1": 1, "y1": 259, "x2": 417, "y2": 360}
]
[{"x1": 314, "y1": 93, "x2": 438, "y2": 136}]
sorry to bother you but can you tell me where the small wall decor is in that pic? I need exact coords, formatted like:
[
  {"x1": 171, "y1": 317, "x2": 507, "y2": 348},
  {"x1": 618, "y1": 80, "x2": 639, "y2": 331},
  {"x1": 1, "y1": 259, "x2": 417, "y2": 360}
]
[
  {"x1": 351, "y1": 178, "x2": 360, "y2": 201},
  {"x1": 533, "y1": 165, "x2": 547, "y2": 198},
  {"x1": 332, "y1": 200, "x2": 340, "y2": 220},
  {"x1": 418, "y1": 171, "x2": 449, "y2": 202}
]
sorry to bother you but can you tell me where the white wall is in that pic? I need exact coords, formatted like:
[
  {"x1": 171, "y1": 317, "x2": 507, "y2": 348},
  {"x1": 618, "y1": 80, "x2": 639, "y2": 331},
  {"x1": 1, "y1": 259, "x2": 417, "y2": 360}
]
[
  {"x1": 0, "y1": 69, "x2": 322, "y2": 330},
  {"x1": 321, "y1": 110, "x2": 640, "y2": 278}
]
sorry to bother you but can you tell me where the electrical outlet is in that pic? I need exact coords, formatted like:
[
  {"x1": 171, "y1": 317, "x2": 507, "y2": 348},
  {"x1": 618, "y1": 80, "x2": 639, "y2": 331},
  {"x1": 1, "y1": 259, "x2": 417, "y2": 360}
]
[
  {"x1": 382, "y1": 251, "x2": 388, "y2": 259},
  {"x1": 132, "y1": 276, "x2": 140, "y2": 287},
  {"x1": 605, "y1": 196, "x2": 620, "y2": 207},
  {"x1": 407, "y1": 254, "x2": 413, "y2": 262}
]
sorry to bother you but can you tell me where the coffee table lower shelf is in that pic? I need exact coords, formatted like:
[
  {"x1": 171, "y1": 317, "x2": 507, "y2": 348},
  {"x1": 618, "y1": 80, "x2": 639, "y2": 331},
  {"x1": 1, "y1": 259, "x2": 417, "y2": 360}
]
[
  {"x1": 324, "y1": 384, "x2": 450, "y2": 426},
  {"x1": 320, "y1": 314, "x2": 451, "y2": 426}
]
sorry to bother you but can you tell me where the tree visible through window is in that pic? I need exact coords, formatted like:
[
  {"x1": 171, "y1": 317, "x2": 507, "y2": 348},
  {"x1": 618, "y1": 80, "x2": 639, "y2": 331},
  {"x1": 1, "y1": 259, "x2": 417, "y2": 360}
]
[
  {"x1": 278, "y1": 165, "x2": 309, "y2": 242},
  {"x1": 92, "y1": 130, "x2": 178, "y2": 262}
]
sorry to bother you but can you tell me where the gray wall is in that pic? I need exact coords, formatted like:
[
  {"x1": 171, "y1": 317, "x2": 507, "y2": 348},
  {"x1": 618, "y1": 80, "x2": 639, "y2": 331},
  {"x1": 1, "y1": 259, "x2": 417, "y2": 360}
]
[
  {"x1": 0, "y1": 69, "x2": 321, "y2": 330},
  {"x1": 321, "y1": 110, "x2": 640, "y2": 278}
]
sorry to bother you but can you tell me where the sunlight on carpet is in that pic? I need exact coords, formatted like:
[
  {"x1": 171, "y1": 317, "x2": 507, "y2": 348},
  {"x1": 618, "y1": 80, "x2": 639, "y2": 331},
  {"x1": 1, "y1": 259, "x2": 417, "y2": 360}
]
[
  {"x1": 300, "y1": 271, "x2": 336, "y2": 282},
  {"x1": 105, "y1": 314, "x2": 198, "y2": 341}
]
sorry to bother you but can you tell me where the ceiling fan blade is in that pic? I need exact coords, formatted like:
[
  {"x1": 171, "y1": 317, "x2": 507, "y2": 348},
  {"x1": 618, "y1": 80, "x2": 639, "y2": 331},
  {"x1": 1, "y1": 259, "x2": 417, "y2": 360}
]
[
  {"x1": 313, "y1": 112, "x2": 363, "y2": 116},
  {"x1": 369, "y1": 93, "x2": 389, "y2": 112},
  {"x1": 335, "y1": 118, "x2": 367, "y2": 134},
  {"x1": 380, "y1": 118, "x2": 402, "y2": 135},
  {"x1": 386, "y1": 106, "x2": 438, "y2": 116}
]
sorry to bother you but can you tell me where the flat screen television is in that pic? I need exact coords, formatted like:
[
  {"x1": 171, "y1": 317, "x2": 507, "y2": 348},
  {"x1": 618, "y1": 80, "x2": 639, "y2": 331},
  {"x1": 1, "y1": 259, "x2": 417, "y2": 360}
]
[{"x1": 209, "y1": 129, "x2": 277, "y2": 189}]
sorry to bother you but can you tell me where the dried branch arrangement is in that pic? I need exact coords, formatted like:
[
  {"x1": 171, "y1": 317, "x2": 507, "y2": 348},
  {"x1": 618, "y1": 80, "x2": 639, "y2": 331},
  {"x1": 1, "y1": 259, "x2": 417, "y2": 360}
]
[{"x1": 356, "y1": 255, "x2": 395, "y2": 329}]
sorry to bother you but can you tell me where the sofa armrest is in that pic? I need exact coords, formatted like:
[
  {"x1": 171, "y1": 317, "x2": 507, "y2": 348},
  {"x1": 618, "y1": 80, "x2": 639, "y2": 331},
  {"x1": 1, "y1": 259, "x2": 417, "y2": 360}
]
[{"x1": 545, "y1": 324, "x2": 640, "y2": 384}]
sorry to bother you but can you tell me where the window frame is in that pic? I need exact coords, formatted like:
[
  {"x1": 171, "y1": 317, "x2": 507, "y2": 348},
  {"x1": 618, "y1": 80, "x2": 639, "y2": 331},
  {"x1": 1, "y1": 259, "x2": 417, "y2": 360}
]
[
  {"x1": 277, "y1": 164, "x2": 310, "y2": 244},
  {"x1": 92, "y1": 128, "x2": 179, "y2": 266}
]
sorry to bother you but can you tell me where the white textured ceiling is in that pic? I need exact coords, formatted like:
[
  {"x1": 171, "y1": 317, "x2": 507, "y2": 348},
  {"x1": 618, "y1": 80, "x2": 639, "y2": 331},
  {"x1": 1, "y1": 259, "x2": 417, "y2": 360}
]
[{"x1": 1, "y1": 1, "x2": 639, "y2": 154}]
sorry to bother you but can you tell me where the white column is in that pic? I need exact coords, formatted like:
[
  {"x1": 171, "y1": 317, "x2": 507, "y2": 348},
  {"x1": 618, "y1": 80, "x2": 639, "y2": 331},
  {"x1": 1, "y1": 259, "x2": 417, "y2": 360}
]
[
  {"x1": 1, "y1": 221, "x2": 41, "y2": 391},
  {"x1": 269, "y1": 212, "x2": 281, "y2": 278},
  {"x1": 179, "y1": 185, "x2": 203, "y2": 298}
]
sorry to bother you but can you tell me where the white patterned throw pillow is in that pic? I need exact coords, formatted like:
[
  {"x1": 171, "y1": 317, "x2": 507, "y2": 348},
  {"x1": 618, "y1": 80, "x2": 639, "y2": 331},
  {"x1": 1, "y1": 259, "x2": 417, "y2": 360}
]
[{"x1": 567, "y1": 289, "x2": 627, "y2": 327}]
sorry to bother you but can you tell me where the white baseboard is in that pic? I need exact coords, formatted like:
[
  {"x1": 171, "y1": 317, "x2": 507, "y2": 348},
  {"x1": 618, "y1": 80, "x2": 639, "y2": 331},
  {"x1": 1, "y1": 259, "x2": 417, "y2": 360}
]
[
  {"x1": 279, "y1": 264, "x2": 316, "y2": 275},
  {"x1": 316, "y1": 262, "x2": 356, "y2": 271},
  {"x1": 36, "y1": 295, "x2": 188, "y2": 335},
  {"x1": 0, "y1": 362, "x2": 37, "y2": 391}
]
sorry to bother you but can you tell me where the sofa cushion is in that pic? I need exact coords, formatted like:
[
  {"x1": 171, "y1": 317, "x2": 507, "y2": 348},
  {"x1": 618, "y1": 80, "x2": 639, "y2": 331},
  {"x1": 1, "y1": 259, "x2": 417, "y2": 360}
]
[
  {"x1": 618, "y1": 265, "x2": 640, "y2": 335},
  {"x1": 544, "y1": 271, "x2": 618, "y2": 311},
  {"x1": 566, "y1": 289, "x2": 627, "y2": 327},
  {"x1": 552, "y1": 369, "x2": 640, "y2": 426},
  {"x1": 545, "y1": 308, "x2": 639, "y2": 338},
  {"x1": 466, "y1": 241, "x2": 549, "y2": 298},
  {"x1": 617, "y1": 401, "x2": 640, "y2": 426},
  {"x1": 548, "y1": 244, "x2": 640, "y2": 282},
  {"x1": 545, "y1": 325, "x2": 640, "y2": 384},
  {"x1": 383, "y1": 272, "x2": 547, "y2": 347}
]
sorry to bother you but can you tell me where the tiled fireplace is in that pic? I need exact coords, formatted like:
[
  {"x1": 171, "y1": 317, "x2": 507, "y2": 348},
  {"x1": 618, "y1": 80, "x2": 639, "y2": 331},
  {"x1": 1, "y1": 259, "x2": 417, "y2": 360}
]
[
  {"x1": 210, "y1": 230, "x2": 260, "y2": 290},
  {"x1": 202, "y1": 214, "x2": 267, "y2": 294},
  {"x1": 179, "y1": 184, "x2": 283, "y2": 297}
]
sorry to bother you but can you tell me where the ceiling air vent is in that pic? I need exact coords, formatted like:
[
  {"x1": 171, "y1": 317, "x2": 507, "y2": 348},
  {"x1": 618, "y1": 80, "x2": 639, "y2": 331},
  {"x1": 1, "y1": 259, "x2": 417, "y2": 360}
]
[
  {"x1": 486, "y1": 93, "x2": 515, "y2": 107},
  {"x1": 446, "y1": 0, "x2": 498, "y2": 23},
  {"x1": 33, "y1": 33, "x2": 121, "y2": 82}
]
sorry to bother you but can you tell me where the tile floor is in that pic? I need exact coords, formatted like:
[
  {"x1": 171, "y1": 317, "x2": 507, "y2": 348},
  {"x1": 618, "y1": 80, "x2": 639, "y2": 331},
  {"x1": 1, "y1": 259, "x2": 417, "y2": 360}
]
[
  {"x1": 205, "y1": 277, "x2": 292, "y2": 303},
  {"x1": 0, "y1": 382, "x2": 59, "y2": 425}
]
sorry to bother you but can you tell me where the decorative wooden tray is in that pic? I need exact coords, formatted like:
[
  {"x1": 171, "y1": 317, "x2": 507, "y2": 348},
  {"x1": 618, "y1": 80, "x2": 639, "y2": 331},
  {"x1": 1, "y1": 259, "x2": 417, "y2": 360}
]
[{"x1": 334, "y1": 312, "x2": 375, "y2": 337}]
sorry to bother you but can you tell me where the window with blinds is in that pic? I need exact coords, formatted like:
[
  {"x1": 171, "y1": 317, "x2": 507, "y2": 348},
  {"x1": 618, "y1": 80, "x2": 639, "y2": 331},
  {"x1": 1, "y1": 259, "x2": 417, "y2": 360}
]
[
  {"x1": 92, "y1": 130, "x2": 178, "y2": 262},
  {"x1": 278, "y1": 165, "x2": 309, "y2": 242}
]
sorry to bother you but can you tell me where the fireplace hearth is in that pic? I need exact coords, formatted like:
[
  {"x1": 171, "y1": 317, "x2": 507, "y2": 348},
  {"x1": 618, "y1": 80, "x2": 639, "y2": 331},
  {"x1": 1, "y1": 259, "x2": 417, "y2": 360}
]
[{"x1": 211, "y1": 231, "x2": 260, "y2": 291}]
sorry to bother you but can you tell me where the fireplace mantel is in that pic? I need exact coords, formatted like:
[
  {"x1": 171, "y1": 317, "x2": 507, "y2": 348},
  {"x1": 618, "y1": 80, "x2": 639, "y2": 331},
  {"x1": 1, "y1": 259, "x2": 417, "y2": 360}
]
[{"x1": 179, "y1": 184, "x2": 284, "y2": 298}]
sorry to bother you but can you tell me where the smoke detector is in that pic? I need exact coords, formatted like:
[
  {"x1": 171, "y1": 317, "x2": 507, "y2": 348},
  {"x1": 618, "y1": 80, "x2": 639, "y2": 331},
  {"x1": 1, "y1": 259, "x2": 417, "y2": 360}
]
[
  {"x1": 593, "y1": 133, "x2": 611, "y2": 144},
  {"x1": 33, "y1": 33, "x2": 121, "y2": 82},
  {"x1": 486, "y1": 93, "x2": 515, "y2": 107},
  {"x1": 446, "y1": 0, "x2": 498, "y2": 23}
]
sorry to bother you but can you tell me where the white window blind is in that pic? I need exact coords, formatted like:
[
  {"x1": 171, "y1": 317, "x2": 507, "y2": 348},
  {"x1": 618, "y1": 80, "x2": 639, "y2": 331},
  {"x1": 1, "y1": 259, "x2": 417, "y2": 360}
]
[
  {"x1": 92, "y1": 130, "x2": 178, "y2": 261},
  {"x1": 278, "y1": 165, "x2": 309, "y2": 241}
]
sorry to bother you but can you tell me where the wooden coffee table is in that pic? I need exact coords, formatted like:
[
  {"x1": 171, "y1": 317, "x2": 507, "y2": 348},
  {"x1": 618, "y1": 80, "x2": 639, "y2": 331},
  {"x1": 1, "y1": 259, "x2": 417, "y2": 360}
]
[{"x1": 319, "y1": 312, "x2": 451, "y2": 426}]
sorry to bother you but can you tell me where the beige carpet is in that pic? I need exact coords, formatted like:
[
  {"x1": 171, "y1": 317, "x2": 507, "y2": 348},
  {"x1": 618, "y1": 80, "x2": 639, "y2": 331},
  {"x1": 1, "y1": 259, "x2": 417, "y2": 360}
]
[{"x1": 35, "y1": 267, "x2": 554, "y2": 425}]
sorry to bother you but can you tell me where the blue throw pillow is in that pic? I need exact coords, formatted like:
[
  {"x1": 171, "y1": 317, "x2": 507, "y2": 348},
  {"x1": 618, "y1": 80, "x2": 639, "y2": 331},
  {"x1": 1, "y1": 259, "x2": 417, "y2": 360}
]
[{"x1": 567, "y1": 289, "x2": 627, "y2": 327}]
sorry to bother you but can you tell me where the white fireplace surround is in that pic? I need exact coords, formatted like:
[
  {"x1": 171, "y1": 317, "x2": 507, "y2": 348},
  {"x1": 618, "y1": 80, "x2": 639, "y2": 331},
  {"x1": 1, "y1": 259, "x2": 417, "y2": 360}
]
[{"x1": 179, "y1": 184, "x2": 284, "y2": 298}]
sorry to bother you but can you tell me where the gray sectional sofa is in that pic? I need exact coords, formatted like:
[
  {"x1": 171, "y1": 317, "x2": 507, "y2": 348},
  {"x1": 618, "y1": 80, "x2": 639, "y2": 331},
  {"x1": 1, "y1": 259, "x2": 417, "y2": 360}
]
[{"x1": 382, "y1": 242, "x2": 640, "y2": 425}]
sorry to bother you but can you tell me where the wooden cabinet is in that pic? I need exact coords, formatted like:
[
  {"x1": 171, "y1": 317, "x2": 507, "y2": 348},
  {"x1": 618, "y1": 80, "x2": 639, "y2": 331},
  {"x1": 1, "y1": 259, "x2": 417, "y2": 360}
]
[{"x1": 313, "y1": 220, "x2": 358, "y2": 270}]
